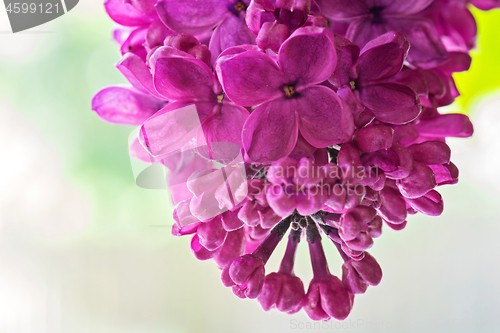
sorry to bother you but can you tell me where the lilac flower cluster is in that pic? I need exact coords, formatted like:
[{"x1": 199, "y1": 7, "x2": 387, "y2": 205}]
[{"x1": 92, "y1": 0, "x2": 497, "y2": 321}]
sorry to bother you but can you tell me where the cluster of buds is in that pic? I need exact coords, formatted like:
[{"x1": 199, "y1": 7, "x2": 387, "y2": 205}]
[{"x1": 92, "y1": 0, "x2": 497, "y2": 320}]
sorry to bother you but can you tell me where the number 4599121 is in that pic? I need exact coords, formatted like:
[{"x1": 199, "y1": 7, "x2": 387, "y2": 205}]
[{"x1": 6, "y1": 2, "x2": 60, "y2": 14}]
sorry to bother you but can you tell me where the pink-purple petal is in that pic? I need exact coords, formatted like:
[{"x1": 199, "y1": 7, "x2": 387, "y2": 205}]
[
  {"x1": 216, "y1": 50, "x2": 285, "y2": 106},
  {"x1": 92, "y1": 86, "x2": 165, "y2": 126},
  {"x1": 296, "y1": 86, "x2": 354, "y2": 148},
  {"x1": 243, "y1": 99, "x2": 299, "y2": 162},
  {"x1": 357, "y1": 31, "x2": 409, "y2": 83},
  {"x1": 359, "y1": 82, "x2": 421, "y2": 125},
  {"x1": 156, "y1": 0, "x2": 229, "y2": 35},
  {"x1": 279, "y1": 27, "x2": 337, "y2": 88},
  {"x1": 154, "y1": 56, "x2": 218, "y2": 102}
]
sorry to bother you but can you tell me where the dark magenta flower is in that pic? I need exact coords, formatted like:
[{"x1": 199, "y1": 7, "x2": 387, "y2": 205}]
[
  {"x1": 246, "y1": 0, "x2": 312, "y2": 52},
  {"x1": 139, "y1": 47, "x2": 249, "y2": 157},
  {"x1": 303, "y1": 220, "x2": 354, "y2": 320},
  {"x1": 156, "y1": 0, "x2": 255, "y2": 61},
  {"x1": 333, "y1": 31, "x2": 421, "y2": 126},
  {"x1": 258, "y1": 229, "x2": 305, "y2": 314},
  {"x1": 217, "y1": 26, "x2": 354, "y2": 162},
  {"x1": 316, "y1": 0, "x2": 449, "y2": 68}
]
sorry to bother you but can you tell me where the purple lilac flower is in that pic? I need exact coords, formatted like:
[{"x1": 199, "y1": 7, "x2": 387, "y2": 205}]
[
  {"x1": 217, "y1": 26, "x2": 354, "y2": 162},
  {"x1": 91, "y1": 0, "x2": 493, "y2": 321},
  {"x1": 315, "y1": 0, "x2": 449, "y2": 68}
]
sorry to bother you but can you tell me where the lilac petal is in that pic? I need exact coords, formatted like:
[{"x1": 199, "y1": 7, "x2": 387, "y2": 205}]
[
  {"x1": 353, "y1": 125, "x2": 393, "y2": 153},
  {"x1": 331, "y1": 37, "x2": 360, "y2": 88},
  {"x1": 314, "y1": 0, "x2": 368, "y2": 20},
  {"x1": 121, "y1": 27, "x2": 148, "y2": 61},
  {"x1": 209, "y1": 14, "x2": 256, "y2": 64},
  {"x1": 216, "y1": 50, "x2": 284, "y2": 106},
  {"x1": 140, "y1": 102, "x2": 214, "y2": 156},
  {"x1": 393, "y1": 124, "x2": 419, "y2": 146},
  {"x1": 191, "y1": 234, "x2": 220, "y2": 260},
  {"x1": 361, "y1": 149, "x2": 400, "y2": 172},
  {"x1": 437, "y1": 52, "x2": 472, "y2": 74},
  {"x1": 156, "y1": 0, "x2": 228, "y2": 35},
  {"x1": 342, "y1": 264, "x2": 368, "y2": 294},
  {"x1": 413, "y1": 114, "x2": 473, "y2": 138},
  {"x1": 392, "y1": 69, "x2": 428, "y2": 98},
  {"x1": 214, "y1": 228, "x2": 246, "y2": 268},
  {"x1": 190, "y1": 188, "x2": 227, "y2": 221},
  {"x1": 172, "y1": 221, "x2": 200, "y2": 236},
  {"x1": 377, "y1": 186, "x2": 407, "y2": 224},
  {"x1": 221, "y1": 210, "x2": 244, "y2": 231},
  {"x1": 129, "y1": 136, "x2": 162, "y2": 164},
  {"x1": 201, "y1": 104, "x2": 249, "y2": 148},
  {"x1": 245, "y1": 0, "x2": 276, "y2": 34},
  {"x1": 357, "y1": 31, "x2": 409, "y2": 83},
  {"x1": 296, "y1": 192, "x2": 327, "y2": 216},
  {"x1": 116, "y1": 53, "x2": 164, "y2": 99},
  {"x1": 344, "y1": 232, "x2": 373, "y2": 251},
  {"x1": 173, "y1": 200, "x2": 201, "y2": 228},
  {"x1": 297, "y1": 86, "x2": 354, "y2": 148},
  {"x1": 351, "y1": 252, "x2": 382, "y2": 286},
  {"x1": 346, "y1": 17, "x2": 391, "y2": 49},
  {"x1": 92, "y1": 86, "x2": 165, "y2": 125},
  {"x1": 428, "y1": 162, "x2": 459, "y2": 185},
  {"x1": 104, "y1": 0, "x2": 153, "y2": 26},
  {"x1": 367, "y1": 216, "x2": 383, "y2": 238},
  {"x1": 338, "y1": 142, "x2": 362, "y2": 167},
  {"x1": 197, "y1": 216, "x2": 228, "y2": 250},
  {"x1": 435, "y1": 3, "x2": 476, "y2": 50},
  {"x1": 267, "y1": 185, "x2": 298, "y2": 217},
  {"x1": 256, "y1": 21, "x2": 290, "y2": 53},
  {"x1": 243, "y1": 99, "x2": 299, "y2": 162},
  {"x1": 276, "y1": 275, "x2": 306, "y2": 314},
  {"x1": 408, "y1": 141, "x2": 451, "y2": 165},
  {"x1": 385, "y1": 220, "x2": 407, "y2": 231},
  {"x1": 146, "y1": 20, "x2": 173, "y2": 50},
  {"x1": 382, "y1": 0, "x2": 434, "y2": 15},
  {"x1": 359, "y1": 82, "x2": 421, "y2": 125},
  {"x1": 279, "y1": 27, "x2": 337, "y2": 88},
  {"x1": 229, "y1": 255, "x2": 263, "y2": 285},
  {"x1": 258, "y1": 273, "x2": 282, "y2": 311},
  {"x1": 388, "y1": 17, "x2": 448, "y2": 69},
  {"x1": 267, "y1": 157, "x2": 298, "y2": 185},
  {"x1": 304, "y1": 276, "x2": 353, "y2": 321},
  {"x1": 405, "y1": 190, "x2": 443, "y2": 216},
  {"x1": 385, "y1": 143, "x2": 414, "y2": 180},
  {"x1": 336, "y1": 87, "x2": 366, "y2": 124},
  {"x1": 340, "y1": 213, "x2": 362, "y2": 241},
  {"x1": 397, "y1": 161, "x2": 436, "y2": 199},
  {"x1": 471, "y1": 0, "x2": 500, "y2": 10},
  {"x1": 124, "y1": 0, "x2": 157, "y2": 16},
  {"x1": 245, "y1": 265, "x2": 266, "y2": 299},
  {"x1": 154, "y1": 56, "x2": 217, "y2": 102}
]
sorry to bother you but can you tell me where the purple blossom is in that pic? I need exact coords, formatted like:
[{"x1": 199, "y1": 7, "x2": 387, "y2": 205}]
[
  {"x1": 333, "y1": 31, "x2": 421, "y2": 126},
  {"x1": 316, "y1": 0, "x2": 449, "y2": 68},
  {"x1": 217, "y1": 27, "x2": 354, "y2": 162}
]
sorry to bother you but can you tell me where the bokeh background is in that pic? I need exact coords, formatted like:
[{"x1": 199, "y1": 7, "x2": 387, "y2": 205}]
[{"x1": 1, "y1": 2, "x2": 500, "y2": 332}]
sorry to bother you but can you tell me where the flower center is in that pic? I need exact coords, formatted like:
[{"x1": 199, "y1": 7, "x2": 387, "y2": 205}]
[
  {"x1": 349, "y1": 80, "x2": 356, "y2": 90},
  {"x1": 217, "y1": 94, "x2": 224, "y2": 104},
  {"x1": 234, "y1": 2, "x2": 246, "y2": 11},
  {"x1": 283, "y1": 85, "x2": 296, "y2": 98},
  {"x1": 369, "y1": 6, "x2": 384, "y2": 24}
]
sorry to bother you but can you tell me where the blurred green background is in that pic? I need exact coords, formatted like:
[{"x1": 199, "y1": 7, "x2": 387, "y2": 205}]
[{"x1": 0, "y1": 2, "x2": 499, "y2": 333}]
